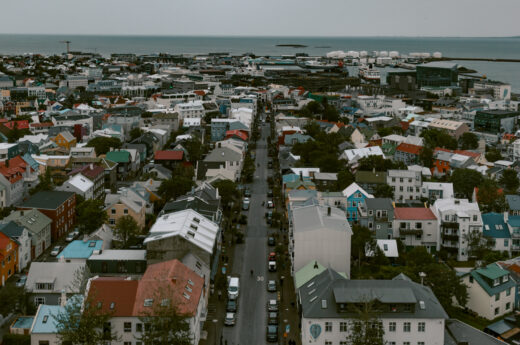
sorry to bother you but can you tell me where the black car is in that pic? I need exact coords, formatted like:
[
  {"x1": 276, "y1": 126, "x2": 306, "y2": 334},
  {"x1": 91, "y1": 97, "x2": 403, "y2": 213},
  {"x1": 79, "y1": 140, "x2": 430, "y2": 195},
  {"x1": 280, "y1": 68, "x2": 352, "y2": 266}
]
[
  {"x1": 226, "y1": 300, "x2": 237, "y2": 312},
  {"x1": 268, "y1": 236, "x2": 275, "y2": 246},
  {"x1": 267, "y1": 311, "x2": 278, "y2": 325},
  {"x1": 266, "y1": 325, "x2": 278, "y2": 342},
  {"x1": 267, "y1": 189, "x2": 273, "y2": 197},
  {"x1": 244, "y1": 189, "x2": 251, "y2": 197}
]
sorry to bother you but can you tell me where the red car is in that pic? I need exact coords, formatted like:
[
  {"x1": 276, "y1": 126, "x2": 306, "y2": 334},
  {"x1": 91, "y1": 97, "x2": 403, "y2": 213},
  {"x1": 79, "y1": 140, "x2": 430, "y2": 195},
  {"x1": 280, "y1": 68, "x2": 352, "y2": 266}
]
[{"x1": 268, "y1": 252, "x2": 276, "y2": 261}]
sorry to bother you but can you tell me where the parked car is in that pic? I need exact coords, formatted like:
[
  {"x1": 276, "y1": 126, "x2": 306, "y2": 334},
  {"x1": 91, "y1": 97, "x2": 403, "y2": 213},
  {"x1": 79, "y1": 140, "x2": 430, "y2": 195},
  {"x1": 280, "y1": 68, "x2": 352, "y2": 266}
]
[
  {"x1": 50, "y1": 246, "x2": 62, "y2": 256},
  {"x1": 267, "y1": 311, "x2": 278, "y2": 325},
  {"x1": 15, "y1": 275, "x2": 27, "y2": 288},
  {"x1": 267, "y1": 189, "x2": 273, "y2": 197},
  {"x1": 267, "y1": 299, "x2": 278, "y2": 312},
  {"x1": 65, "y1": 230, "x2": 79, "y2": 242},
  {"x1": 224, "y1": 312, "x2": 236, "y2": 326},
  {"x1": 267, "y1": 280, "x2": 277, "y2": 292},
  {"x1": 226, "y1": 300, "x2": 237, "y2": 312},
  {"x1": 244, "y1": 189, "x2": 251, "y2": 197},
  {"x1": 268, "y1": 252, "x2": 276, "y2": 261},
  {"x1": 266, "y1": 325, "x2": 278, "y2": 342},
  {"x1": 268, "y1": 236, "x2": 275, "y2": 246},
  {"x1": 267, "y1": 200, "x2": 274, "y2": 208}
]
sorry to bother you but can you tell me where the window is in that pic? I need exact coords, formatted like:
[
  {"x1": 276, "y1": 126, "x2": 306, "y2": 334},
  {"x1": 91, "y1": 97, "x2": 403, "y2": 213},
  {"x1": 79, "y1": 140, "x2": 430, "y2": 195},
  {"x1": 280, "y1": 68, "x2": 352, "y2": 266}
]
[
  {"x1": 507, "y1": 288, "x2": 511, "y2": 296},
  {"x1": 111, "y1": 209, "x2": 116, "y2": 214},
  {"x1": 340, "y1": 322, "x2": 347, "y2": 332},
  {"x1": 418, "y1": 343, "x2": 425, "y2": 345},
  {"x1": 403, "y1": 322, "x2": 411, "y2": 332},
  {"x1": 123, "y1": 209, "x2": 128, "y2": 214},
  {"x1": 340, "y1": 342, "x2": 347, "y2": 345},
  {"x1": 124, "y1": 342, "x2": 131, "y2": 345},
  {"x1": 469, "y1": 276, "x2": 474, "y2": 283},
  {"x1": 369, "y1": 210, "x2": 373, "y2": 216},
  {"x1": 495, "y1": 307, "x2": 500, "y2": 315},
  {"x1": 473, "y1": 215, "x2": 477, "y2": 221},
  {"x1": 368, "y1": 222, "x2": 373, "y2": 229},
  {"x1": 418, "y1": 322, "x2": 425, "y2": 332},
  {"x1": 506, "y1": 302, "x2": 511, "y2": 310},
  {"x1": 38, "y1": 342, "x2": 50, "y2": 345},
  {"x1": 325, "y1": 322, "x2": 332, "y2": 332},
  {"x1": 389, "y1": 322, "x2": 396, "y2": 332},
  {"x1": 124, "y1": 322, "x2": 131, "y2": 332},
  {"x1": 325, "y1": 342, "x2": 332, "y2": 345},
  {"x1": 505, "y1": 239, "x2": 509, "y2": 247},
  {"x1": 403, "y1": 342, "x2": 410, "y2": 345},
  {"x1": 34, "y1": 297, "x2": 45, "y2": 305},
  {"x1": 136, "y1": 323, "x2": 143, "y2": 332},
  {"x1": 415, "y1": 222, "x2": 422, "y2": 229},
  {"x1": 495, "y1": 293, "x2": 500, "y2": 301},
  {"x1": 389, "y1": 343, "x2": 396, "y2": 345},
  {"x1": 109, "y1": 219, "x2": 115, "y2": 225}
]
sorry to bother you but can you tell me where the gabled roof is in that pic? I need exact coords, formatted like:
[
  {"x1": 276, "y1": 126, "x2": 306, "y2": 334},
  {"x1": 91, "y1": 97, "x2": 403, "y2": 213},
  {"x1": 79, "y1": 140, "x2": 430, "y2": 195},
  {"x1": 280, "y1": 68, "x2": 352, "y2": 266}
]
[
  {"x1": 106, "y1": 150, "x2": 131, "y2": 163},
  {"x1": 20, "y1": 191, "x2": 74, "y2": 210},
  {"x1": 482, "y1": 213, "x2": 510, "y2": 239},
  {"x1": 465, "y1": 263, "x2": 515, "y2": 296},
  {"x1": 154, "y1": 150, "x2": 184, "y2": 161},
  {"x1": 342, "y1": 182, "x2": 373, "y2": 199},
  {"x1": 394, "y1": 207, "x2": 437, "y2": 220},
  {"x1": 26, "y1": 262, "x2": 88, "y2": 294},
  {"x1": 396, "y1": 142, "x2": 422, "y2": 155},
  {"x1": 88, "y1": 277, "x2": 139, "y2": 317}
]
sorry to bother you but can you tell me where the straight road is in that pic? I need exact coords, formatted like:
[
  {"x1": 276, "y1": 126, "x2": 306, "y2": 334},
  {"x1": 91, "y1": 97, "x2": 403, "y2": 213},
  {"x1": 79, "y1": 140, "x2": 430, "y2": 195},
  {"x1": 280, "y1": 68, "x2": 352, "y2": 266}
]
[{"x1": 222, "y1": 120, "x2": 277, "y2": 345}]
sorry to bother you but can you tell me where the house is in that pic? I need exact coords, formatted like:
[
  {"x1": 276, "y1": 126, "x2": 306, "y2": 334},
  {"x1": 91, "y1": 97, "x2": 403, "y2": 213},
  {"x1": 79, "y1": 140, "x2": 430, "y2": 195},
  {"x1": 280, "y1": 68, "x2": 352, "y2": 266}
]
[
  {"x1": 0, "y1": 157, "x2": 27, "y2": 206},
  {"x1": 3, "y1": 209, "x2": 52, "y2": 260},
  {"x1": 290, "y1": 204, "x2": 352, "y2": 277},
  {"x1": 299, "y1": 269, "x2": 448, "y2": 345},
  {"x1": 70, "y1": 146, "x2": 96, "y2": 158},
  {"x1": 87, "y1": 250, "x2": 147, "y2": 275},
  {"x1": 394, "y1": 207, "x2": 439, "y2": 253},
  {"x1": 57, "y1": 239, "x2": 103, "y2": 263},
  {"x1": 26, "y1": 262, "x2": 89, "y2": 306},
  {"x1": 69, "y1": 164, "x2": 106, "y2": 200},
  {"x1": 18, "y1": 191, "x2": 76, "y2": 242},
  {"x1": 52, "y1": 131, "x2": 77, "y2": 150},
  {"x1": 339, "y1": 146, "x2": 385, "y2": 167},
  {"x1": 482, "y1": 213, "x2": 511, "y2": 254},
  {"x1": 358, "y1": 198, "x2": 394, "y2": 239},
  {"x1": 56, "y1": 173, "x2": 95, "y2": 200},
  {"x1": 428, "y1": 118, "x2": 469, "y2": 139},
  {"x1": 154, "y1": 150, "x2": 184, "y2": 168},
  {"x1": 506, "y1": 195, "x2": 520, "y2": 216},
  {"x1": 105, "y1": 193, "x2": 146, "y2": 229},
  {"x1": 144, "y1": 209, "x2": 219, "y2": 269},
  {"x1": 354, "y1": 170, "x2": 387, "y2": 195},
  {"x1": 387, "y1": 170, "x2": 422, "y2": 201},
  {"x1": 0, "y1": 232, "x2": 19, "y2": 286},
  {"x1": 197, "y1": 146, "x2": 243, "y2": 182},
  {"x1": 313, "y1": 172, "x2": 338, "y2": 191},
  {"x1": 394, "y1": 143, "x2": 422, "y2": 165},
  {"x1": 342, "y1": 182, "x2": 373, "y2": 222},
  {"x1": 0, "y1": 221, "x2": 30, "y2": 272},
  {"x1": 30, "y1": 300, "x2": 74, "y2": 345},
  {"x1": 161, "y1": 193, "x2": 222, "y2": 225},
  {"x1": 431, "y1": 198, "x2": 483, "y2": 261},
  {"x1": 461, "y1": 263, "x2": 515, "y2": 320},
  {"x1": 366, "y1": 239, "x2": 399, "y2": 258},
  {"x1": 421, "y1": 182, "x2": 454, "y2": 203},
  {"x1": 106, "y1": 150, "x2": 132, "y2": 179}
]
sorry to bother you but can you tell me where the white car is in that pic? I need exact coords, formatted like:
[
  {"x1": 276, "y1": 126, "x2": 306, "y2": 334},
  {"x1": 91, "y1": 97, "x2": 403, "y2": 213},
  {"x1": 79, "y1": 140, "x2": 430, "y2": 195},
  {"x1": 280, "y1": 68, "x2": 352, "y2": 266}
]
[
  {"x1": 50, "y1": 246, "x2": 62, "y2": 257},
  {"x1": 224, "y1": 312, "x2": 236, "y2": 326},
  {"x1": 267, "y1": 200, "x2": 274, "y2": 209}
]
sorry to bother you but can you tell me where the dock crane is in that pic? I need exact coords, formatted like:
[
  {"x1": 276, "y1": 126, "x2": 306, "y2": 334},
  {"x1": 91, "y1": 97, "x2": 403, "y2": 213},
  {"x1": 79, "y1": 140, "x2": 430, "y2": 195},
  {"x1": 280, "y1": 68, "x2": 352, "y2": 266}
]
[{"x1": 60, "y1": 40, "x2": 71, "y2": 54}]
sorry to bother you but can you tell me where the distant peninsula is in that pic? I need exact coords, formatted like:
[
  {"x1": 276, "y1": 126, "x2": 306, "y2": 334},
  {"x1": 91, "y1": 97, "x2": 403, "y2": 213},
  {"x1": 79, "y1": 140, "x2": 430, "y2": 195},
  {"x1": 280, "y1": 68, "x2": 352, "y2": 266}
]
[{"x1": 276, "y1": 44, "x2": 307, "y2": 48}]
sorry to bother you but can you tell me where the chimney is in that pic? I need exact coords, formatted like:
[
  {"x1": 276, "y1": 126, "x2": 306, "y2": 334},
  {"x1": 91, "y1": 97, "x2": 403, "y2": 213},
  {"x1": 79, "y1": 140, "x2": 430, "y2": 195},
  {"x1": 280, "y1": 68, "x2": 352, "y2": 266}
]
[
  {"x1": 314, "y1": 261, "x2": 319, "y2": 269},
  {"x1": 90, "y1": 163, "x2": 93, "y2": 170},
  {"x1": 109, "y1": 147, "x2": 114, "y2": 152},
  {"x1": 60, "y1": 290, "x2": 67, "y2": 307},
  {"x1": 327, "y1": 207, "x2": 331, "y2": 216},
  {"x1": 372, "y1": 167, "x2": 376, "y2": 174}
]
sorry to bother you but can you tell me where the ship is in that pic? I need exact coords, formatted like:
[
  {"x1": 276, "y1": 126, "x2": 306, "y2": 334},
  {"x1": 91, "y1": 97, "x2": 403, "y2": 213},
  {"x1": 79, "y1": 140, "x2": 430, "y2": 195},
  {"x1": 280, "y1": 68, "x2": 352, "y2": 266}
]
[{"x1": 358, "y1": 64, "x2": 381, "y2": 84}]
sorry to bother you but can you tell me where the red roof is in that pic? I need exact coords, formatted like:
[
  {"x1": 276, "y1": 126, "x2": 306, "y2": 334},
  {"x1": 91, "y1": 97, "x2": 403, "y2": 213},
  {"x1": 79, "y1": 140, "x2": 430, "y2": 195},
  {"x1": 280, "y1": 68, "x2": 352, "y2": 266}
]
[
  {"x1": 225, "y1": 130, "x2": 248, "y2": 141},
  {"x1": 30, "y1": 122, "x2": 53, "y2": 128},
  {"x1": 88, "y1": 278, "x2": 139, "y2": 317},
  {"x1": 193, "y1": 90, "x2": 206, "y2": 96},
  {"x1": 0, "y1": 156, "x2": 31, "y2": 184},
  {"x1": 394, "y1": 207, "x2": 437, "y2": 220},
  {"x1": 70, "y1": 164, "x2": 105, "y2": 179},
  {"x1": 154, "y1": 150, "x2": 184, "y2": 161},
  {"x1": 396, "y1": 143, "x2": 422, "y2": 155},
  {"x1": 133, "y1": 259, "x2": 204, "y2": 317},
  {"x1": 4, "y1": 120, "x2": 29, "y2": 130}
]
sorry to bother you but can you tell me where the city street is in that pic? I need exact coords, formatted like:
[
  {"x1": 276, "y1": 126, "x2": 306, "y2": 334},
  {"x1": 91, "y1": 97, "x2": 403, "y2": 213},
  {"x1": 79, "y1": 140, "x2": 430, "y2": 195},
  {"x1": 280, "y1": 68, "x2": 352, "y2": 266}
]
[{"x1": 222, "y1": 121, "x2": 276, "y2": 345}]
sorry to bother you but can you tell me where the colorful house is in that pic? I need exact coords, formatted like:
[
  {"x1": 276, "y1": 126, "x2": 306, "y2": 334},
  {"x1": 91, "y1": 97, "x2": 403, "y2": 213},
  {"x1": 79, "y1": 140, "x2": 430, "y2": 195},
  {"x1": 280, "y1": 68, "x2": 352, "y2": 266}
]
[
  {"x1": 342, "y1": 182, "x2": 374, "y2": 222},
  {"x1": 0, "y1": 231, "x2": 19, "y2": 286},
  {"x1": 53, "y1": 131, "x2": 77, "y2": 150}
]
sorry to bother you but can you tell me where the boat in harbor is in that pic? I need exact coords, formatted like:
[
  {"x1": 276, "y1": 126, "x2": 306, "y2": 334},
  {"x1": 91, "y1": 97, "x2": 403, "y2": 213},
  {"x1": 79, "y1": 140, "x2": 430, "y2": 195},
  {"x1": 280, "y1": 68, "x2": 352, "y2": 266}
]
[{"x1": 358, "y1": 64, "x2": 381, "y2": 83}]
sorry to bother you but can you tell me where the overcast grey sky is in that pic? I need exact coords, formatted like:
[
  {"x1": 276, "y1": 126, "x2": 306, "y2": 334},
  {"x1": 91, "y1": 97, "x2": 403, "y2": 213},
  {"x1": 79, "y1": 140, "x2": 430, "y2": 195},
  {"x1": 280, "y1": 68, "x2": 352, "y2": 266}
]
[{"x1": 1, "y1": 0, "x2": 518, "y2": 37}]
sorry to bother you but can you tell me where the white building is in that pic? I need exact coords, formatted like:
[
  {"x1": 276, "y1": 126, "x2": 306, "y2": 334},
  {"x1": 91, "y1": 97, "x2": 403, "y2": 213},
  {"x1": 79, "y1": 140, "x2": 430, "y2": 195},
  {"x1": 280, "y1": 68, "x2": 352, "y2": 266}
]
[
  {"x1": 431, "y1": 199, "x2": 483, "y2": 261},
  {"x1": 174, "y1": 100, "x2": 205, "y2": 120},
  {"x1": 339, "y1": 146, "x2": 385, "y2": 167},
  {"x1": 290, "y1": 204, "x2": 352, "y2": 277},
  {"x1": 421, "y1": 182, "x2": 454, "y2": 202},
  {"x1": 387, "y1": 170, "x2": 422, "y2": 201},
  {"x1": 56, "y1": 173, "x2": 95, "y2": 200},
  {"x1": 473, "y1": 80, "x2": 512, "y2": 100},
  {"x1": 299, "y1": 269, "x2": 448, "y2": 345},
  {"x1": 393, "y1": 207, "x2": 439, "y2": 252}
]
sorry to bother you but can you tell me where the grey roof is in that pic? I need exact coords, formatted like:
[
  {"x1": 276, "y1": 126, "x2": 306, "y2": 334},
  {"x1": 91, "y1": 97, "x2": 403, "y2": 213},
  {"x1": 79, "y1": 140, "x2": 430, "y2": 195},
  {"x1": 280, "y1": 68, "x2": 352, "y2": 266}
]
[
  {"x1": 26, "y1": 262, "x2": 88, "y2": 294},
  {"x1": 506, "y1": 195, "x2": 520, "y2": 211},
  {"x1": 87, "y1": 250, "x2": 146, "y2": 261},
  {"x1": 0, "y1": 221, "x2": 25, "y2": 241},
  {"x1": 4, "y1": 209, "x2": 52, "y2": 235},
  {"x1": 299, "y1": 269, "x2": 448, "y2": 320},
  {"x1": 292, "y1": 205, "x2": 350, "y2": 235},
  {"x1": 445, "y1": 319, "x2": 507, "y2": 345},
  {"x1": 204, "y1": 147, "x2": 242, "y2": 163},
  {"x1": 365, "y1": 198, "x2": 394, "y2": 210},
  {"x1": 313, "y1": 172, "x2": 338, "y2": 181},
  {"x1": 21, "y1": 191, "x2": 75, "y2": 210}
]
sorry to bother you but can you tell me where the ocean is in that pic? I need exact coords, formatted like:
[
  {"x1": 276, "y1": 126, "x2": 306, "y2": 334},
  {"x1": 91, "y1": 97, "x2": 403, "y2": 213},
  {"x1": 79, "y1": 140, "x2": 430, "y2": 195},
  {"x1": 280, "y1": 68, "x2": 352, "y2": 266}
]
[{"x1": 0, "y1": 34, "x2": 519, "y2": 91}]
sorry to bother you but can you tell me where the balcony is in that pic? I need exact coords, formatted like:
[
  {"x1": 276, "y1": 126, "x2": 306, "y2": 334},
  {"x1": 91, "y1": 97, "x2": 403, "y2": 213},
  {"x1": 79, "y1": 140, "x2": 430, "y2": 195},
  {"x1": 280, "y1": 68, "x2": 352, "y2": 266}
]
[
  {"x1": 442, "y1": 233, "x2": 459, "y2": 241},
  {"x1": 442, "y1": 222, "x2": 459, "y2": 229},
  {"x1": 399, "y1": 229, "x2": 423, "y2": 236}
]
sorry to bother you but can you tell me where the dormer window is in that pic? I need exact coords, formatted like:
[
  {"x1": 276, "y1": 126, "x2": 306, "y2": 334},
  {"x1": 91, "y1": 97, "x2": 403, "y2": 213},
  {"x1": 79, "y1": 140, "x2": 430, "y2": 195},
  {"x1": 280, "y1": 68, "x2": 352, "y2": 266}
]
[
  {"x1": 503, "y1": 275, "x2": 509, "y2": 283},
  {"x1": 493, "y1": 278, "x2": 500, "y2": 286}
]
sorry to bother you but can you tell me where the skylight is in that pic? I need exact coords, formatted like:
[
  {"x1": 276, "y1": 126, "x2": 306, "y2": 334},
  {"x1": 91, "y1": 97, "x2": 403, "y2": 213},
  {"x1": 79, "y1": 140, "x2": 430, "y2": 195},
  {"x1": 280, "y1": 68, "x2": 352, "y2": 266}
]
[
  {"x1": 419, "y1": 301, "x2": 425, "y2": 310},
  {"x1": 42, "y1": 315, "x2": 48, "y2": 323},
  {"x1": 308, "y1": 288, "x2": 316, "y2": 296},
  {"x1": 144, "y1": 299, "x2": 153, "y2": 307},
  {"x1": 183, "y1": 292, "x2": 191, "y2": 300},
  {"x1": 309, "y1": 296, "x2": 317, "y2": 303},
  {"x1": 187, "y1": 279, "x2": 195, "y2": 286},
  {"x1": 110, "y1": 302, "x2": 115, "y2": 309},
  {"x1": 185, "y1": 285, "x2": 193, "y2": 293},
  {"x1": 321, "y1": 300, "x2": 327, "y2": 309}
]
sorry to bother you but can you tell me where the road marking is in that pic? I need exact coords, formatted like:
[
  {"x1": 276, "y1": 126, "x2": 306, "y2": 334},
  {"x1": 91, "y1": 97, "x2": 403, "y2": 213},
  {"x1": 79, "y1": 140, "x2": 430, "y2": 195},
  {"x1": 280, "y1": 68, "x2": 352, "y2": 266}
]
[{"x1": 257, "y1": 276, "x2": 264, "y2": 281}]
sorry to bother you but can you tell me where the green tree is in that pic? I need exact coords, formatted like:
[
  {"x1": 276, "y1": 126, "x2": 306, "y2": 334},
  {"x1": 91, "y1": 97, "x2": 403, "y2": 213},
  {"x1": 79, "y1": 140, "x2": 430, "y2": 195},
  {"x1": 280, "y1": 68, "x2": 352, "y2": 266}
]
[
  {"x1": 54, "y1": 295, "x2": 118, "y2": 345},
  {"x1": 419, "y1": 146, "x2": 434, "y2": 168},
  {"x1": 477, "y1": 179, "x2": 503, "y2": 213},
  {"x1": 76, "y1": 199, "x2": 108, "y2": 234},
  {"x1": 212, "y1": 180, "x2": 238, "y2": 208},
  {"x1": 451, "y1": 168, "x2": 484, "y2": 199},
  {"x1": 182, "y1": 137, "x2": 205, "y2": 163},
  {"x1": 485, "y1": 147, "x2": 503, "y2": 162},
  {"x1": 337, "y1": 170, "x2": 355, "y2": 190},
  {"x1": 357, "y1": 156, "x2": 405, "y2": 172},
  {"x1": 464, "y1": 230, "x2": 494, "y2": 261},
  {"x1": 373, "y1": 184, "x2": 394, "y2": 199},
  {"x1": 86, "y1": 137, "x2": 122, "y2": 155},
  {"x1": 420, "y1": 128, "x2": 458, "y2": 150},
  {"x1": 351, "y1": 225, "x2": 374, "y2": 264},
  {"x1": 157, "y1": 166, "x2": 195, "y2": 202},
  {"x1": 303, "y1": 121, "x2": 321, "y2": 138},
  {"x1": 459, "y1": 132, "x2": 479, "y2": 150},
  {"x1": 0, "y1": 285, "x2": 35, "y2": 316},
  {"x1": 114, "y1": 215, "x2": 141, "y2": 248},
  {"x1": 499, "y1": 169, "x2": 520, "y2": 193},
  {"x1": 345, "y1": 301, "x2": 385, "y2": 345},
  {"x1": 129, "y1": 127, "x2": 143, "y2": 141}
]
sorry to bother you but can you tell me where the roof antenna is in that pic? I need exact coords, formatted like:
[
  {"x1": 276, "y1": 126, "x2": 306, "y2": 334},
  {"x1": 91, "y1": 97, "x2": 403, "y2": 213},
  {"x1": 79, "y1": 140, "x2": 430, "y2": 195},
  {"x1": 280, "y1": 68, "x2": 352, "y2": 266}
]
[{"x1": 314, "y1": 261, "x2": 319, "y2": 269}]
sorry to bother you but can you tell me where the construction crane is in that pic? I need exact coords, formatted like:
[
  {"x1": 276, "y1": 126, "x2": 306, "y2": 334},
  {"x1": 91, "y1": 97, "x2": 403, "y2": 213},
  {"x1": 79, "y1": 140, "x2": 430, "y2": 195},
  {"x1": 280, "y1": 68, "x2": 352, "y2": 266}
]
[{"x1": 60, "y1": 40, "x2": 71, "y2": 54}]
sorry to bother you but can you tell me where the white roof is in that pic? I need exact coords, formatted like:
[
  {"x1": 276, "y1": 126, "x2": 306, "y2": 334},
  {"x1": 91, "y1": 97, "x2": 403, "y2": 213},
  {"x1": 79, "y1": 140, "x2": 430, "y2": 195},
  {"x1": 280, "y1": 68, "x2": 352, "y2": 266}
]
[
  {"x1": 342, "y1": 182, "x2": 374, "y2": 199},
  {"x1": 183, "y1": 118, "x2": 202, "y2": 127},
  {"x1": 494, "y1": 160, "x2": 514, "y2": 167},
  {"x1": 66, "y1": 173, "x2": 94, "y2": 192},
  {"x1": 382, "y1": 134, "x2": 406, "y2": 143},
  {"x1": 432, "y1": 198, "x2": 480, "y2": 214},
  {"x1": 290, "y1": 168, "x2": 320, "y2": 177},
  {"x1": 366, "y1": 240, "x2": 399, "y2": 258},
  {"x1": 342, "y1": 146, "x2": 384, "y2": 162},
  {"x1": 364, "y1": 116, "x2": 393, "y2": 122},
  {"x1": 145, "y1": 209, "x2": 218, "y2": 254},
  {"x1": 422, "y1": 182, "x2": 454, "y2": 198},
  {"x1": 88, "y1": 250, "x2": 146, "y2": 261}
]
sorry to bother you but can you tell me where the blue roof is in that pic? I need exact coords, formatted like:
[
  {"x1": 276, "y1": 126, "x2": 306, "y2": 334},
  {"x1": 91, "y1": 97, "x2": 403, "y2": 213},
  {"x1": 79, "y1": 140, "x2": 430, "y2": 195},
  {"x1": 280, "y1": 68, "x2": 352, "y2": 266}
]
[
  {"x1": 485, "y1": 319, "x2": 514, "y2": 335},
  {"x1": 508, "y1": 215, "x2": 520, "y2": 227},
  {"x1": 482, "y1": 213, "x2": 510, "y2": 239},
  {"x1": 12, "y1": 316, "x2": 34, "y2": 329},
  {"x1": 282, "y1": 174, "x2": 312, "y2": 184},
  {"x1": 22, "y1": 153, "x2": 40, "y2": 171},
  {"x1": 31, "y1": 305, "x2": 63, "y2": 333},
  {"x1": 58, "y1": 240, "x2": 103, "y2": 259}
]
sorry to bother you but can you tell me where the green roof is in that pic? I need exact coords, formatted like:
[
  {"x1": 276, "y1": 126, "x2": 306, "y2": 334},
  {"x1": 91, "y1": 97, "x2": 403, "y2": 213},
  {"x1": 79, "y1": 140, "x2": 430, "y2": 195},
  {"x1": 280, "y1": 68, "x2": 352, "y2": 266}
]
[
  {"x1": 355, "y1": 171, "x2": 387, "y2": 184},
  {"x1": 475, "y1": 263, "x2": 508, "y2": 280},
  {"x1": 466, "y1": 263, "x2": 515, "y2": 296},
  {"x1": 106, "y1": 150, "x2": 130, "y2": 163},
  {"x1": 294, "y1": 261, "x2": 347, "y2": 290}
]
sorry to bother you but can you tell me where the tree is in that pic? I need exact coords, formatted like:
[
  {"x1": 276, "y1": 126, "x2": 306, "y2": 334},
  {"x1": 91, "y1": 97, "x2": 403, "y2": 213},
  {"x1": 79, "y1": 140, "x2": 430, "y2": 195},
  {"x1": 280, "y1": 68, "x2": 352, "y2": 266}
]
[
  {"x1": 114, "y1": 215, "x2": 141, "y2": 248},
  {"x1": 129, "y1": 127, "x2": 143, "y2": 141},
  {"x1": 485, "y1": 147, "x2": 503, "y2": 162},
  {"x1": 477, "y1": 179, "x2": 503, "y2": 212},
  {"x1": 182, "y1": 137, "x2": 205, "y2": 163},
  {"x1": 451, "y1": 168, "x2": 484, "y2": 199},
  {"x1": 0, "y1": 285, "x2": 35, "y2": 316},
  {"x1": 357, "y1": 156, "x2": 405, "y2": 172},
  {"x1": 420, "y1": 128, "x2": 458, "y2": 150},
  {"x1": 157, "y1": 165, "x2": 195, "y2": 202},
  {"x1": 345, "y1": 301, "x2": 385, "y2": 345},
  {"x1": 54, "y1": 295, "x2": 118, "y2": 345},
  {"x1": 419, "y1": 146, "x2": 434, "y2": 168},
  {"x1": 337, "y1": 170, "x2": 355, "y2": 190},
  {"x1": 459, "y1": 132, "x2": 479, "y2": 150},
  {"x1": 303, "y1": 121, "x2": 321, "y2": 138},
  {"x1": 499, "y1": 169, "x2": 520, "y2": 193},
  {"x1": 351, "y1": 225, "x2": 374, "y2": 264},
  {"x1": 374, "y1": 184, "x2": 394, "y2": 199},
  {"x1": 86, "y1": 137, "x2": 122, "y2": 155},
  {"x1": 212, "y1": 180, "x2": 238, "y2": 208},
  {"x1": 135, "y1": 288, "x2": 192, "y2": 345},
  {"x1": 464, "y1": 230, "x2": 494, "y2": 261},
  {"x1": 76, "y1": 199, "x2": 108, "y2": 234}
]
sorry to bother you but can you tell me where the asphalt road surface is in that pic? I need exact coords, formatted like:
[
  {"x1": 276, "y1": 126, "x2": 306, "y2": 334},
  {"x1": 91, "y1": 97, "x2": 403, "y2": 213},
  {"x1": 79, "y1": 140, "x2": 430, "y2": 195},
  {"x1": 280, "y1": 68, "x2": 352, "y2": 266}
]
[{"x1": 222, "y1": 120, "x2": 277, "y2": 345}]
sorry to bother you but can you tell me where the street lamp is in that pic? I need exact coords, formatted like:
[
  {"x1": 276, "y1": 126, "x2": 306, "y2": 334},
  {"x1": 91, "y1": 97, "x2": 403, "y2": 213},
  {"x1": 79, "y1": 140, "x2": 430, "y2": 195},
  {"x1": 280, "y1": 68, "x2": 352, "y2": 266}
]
[
  {"x1": 419, "y1": 272, "x2": 426, "y2": 285},
  {"x1": 212, "y1": 319, "x2": 218, "y2": 345}
]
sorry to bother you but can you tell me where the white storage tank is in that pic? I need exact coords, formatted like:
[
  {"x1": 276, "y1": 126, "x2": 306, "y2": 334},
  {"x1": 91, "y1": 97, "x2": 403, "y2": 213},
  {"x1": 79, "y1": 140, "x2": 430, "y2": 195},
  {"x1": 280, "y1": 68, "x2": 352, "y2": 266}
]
[
  {"x1": 360, "y1": 51, "x2": 368, "y2": 57},
  {"x1": 433, "y1": 52, "x2": 442, "y2": 58},
  {"x1": 347, "y1": 51, "x2": 360, "y2": 58},
  {"x1": 389, "y1": 51, "x2": 399, "y2": 58},
  {"x1": 380, "y1": 51, "x2": 389, "y2": 57}
]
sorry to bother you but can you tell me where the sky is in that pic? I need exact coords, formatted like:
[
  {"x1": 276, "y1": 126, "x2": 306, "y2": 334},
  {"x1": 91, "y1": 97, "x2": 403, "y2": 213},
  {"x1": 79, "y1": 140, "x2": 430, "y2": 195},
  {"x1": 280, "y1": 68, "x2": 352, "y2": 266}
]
[{"x1": 1, "y1": 0, "x2": 518, "y2": 37}]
